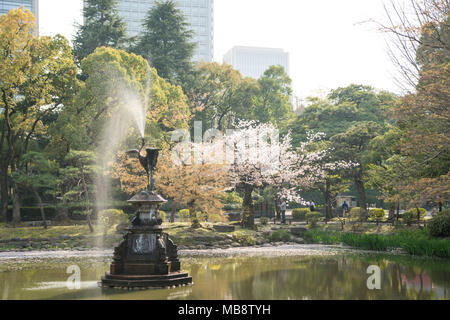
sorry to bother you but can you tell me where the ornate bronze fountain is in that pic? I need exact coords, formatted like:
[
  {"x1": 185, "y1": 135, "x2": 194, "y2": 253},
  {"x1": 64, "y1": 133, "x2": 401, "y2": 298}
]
[{"x1": 101, "y1": 141, "x2": 192, "y2": 289}]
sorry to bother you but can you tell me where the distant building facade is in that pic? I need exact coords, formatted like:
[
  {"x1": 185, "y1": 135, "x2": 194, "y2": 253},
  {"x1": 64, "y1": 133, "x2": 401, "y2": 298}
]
[
  {"x1": 223, "y1": 46, "x2": 290, "y2": 79},
  {"x1": 0, "y1": 0, "x2": 39, "y2": 34},
  {"x1": 112, "y1": 0, "x2": 214, "y2": 62}
]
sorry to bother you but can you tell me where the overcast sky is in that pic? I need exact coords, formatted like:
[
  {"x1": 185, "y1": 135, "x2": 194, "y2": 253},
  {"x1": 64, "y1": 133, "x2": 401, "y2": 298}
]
[{"x1": 39, "y1": 0, "x2": 399, "y2": 98}]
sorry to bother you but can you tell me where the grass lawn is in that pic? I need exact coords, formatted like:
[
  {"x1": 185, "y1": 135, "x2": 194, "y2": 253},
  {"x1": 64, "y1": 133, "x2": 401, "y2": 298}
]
[
  {"x1": 0, "y1": 223, "x2": 102, "y2": 240},
  {"x1": 303, "y1": 225, "x2": 450, "y2": 258},
  {"x1": 0, "y1": 221, "x2": 261, "y2": 245},
  {"x1": 164, "y1": 222, "x2": 261, "y2": 246}
]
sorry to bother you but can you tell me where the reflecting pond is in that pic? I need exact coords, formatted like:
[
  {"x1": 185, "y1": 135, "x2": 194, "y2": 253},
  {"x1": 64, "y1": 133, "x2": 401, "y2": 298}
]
[{"x1": 1, "y1": 251, "x2": 449, "y2": 300}]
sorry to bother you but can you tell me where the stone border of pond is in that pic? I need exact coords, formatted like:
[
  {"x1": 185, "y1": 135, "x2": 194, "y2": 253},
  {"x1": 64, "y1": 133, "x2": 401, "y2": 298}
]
[
  {"x1": 0, "y1": 224, "x2": 306, "y2": 252},
  {"x1": 0, "y1": 223, "x2": 447, "y2": 259},
  {"x1": 0, "y1": 244, "x2": 360, "y2": 261}
]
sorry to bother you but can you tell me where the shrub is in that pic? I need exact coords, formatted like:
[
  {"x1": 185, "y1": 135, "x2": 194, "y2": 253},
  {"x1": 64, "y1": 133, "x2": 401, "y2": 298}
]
[
  {"x1": 7, "y1": 206, "x2": 57, "y2": 222},
  {"x1": 188, "y1": 212, "x2": 206, "y2": 228},
  {"x1": 192, "y1": 211, "x2": 207, "y2": 222},
  {"x1": 223, "y1": 204, "x2": 241, "y2": 211},
  {"x1": 402, "y1": 208, "x2": 426, "y2": 226},
  {"x1": 235, "y1": 234, "x2": 256, "y2": 246},
  {"x1": 349, "y1": 207, "x2": 366, "y2": 220},
  {"x1": 292, "y1": 208, "x2": 310, "y2": 221},
  {"x1": 209, "y1": 213, "x2": 228, "y2": 223},
  {"x1": 260, "y1": 217, "x2": 269, "y2": 225},
  {"x1": 221, "y1": 191, "x2": 243, "y2": 211},
  {"x1": 427, "y1": 211, "x2": 450, "y2": 238},
  {"x1": 97, "y1": 209, "x2": 129, "y2": 234},
  {"x1": 306, "y1": 212, "x2": 322, "y2": 228},
  {"x1": 368, "y1": 208, "x2": 386, "y2": 223},
  {"x1": 303, "y1": 229, "x2": 341, "y2": 245},
  {"x1": 271, "y1": 230, "x2": 291, "y2": 242},
  {"x1": 304, "y1": 228, "x2": 450, "y2": 258},
  {"x1": 159, "y1": 210, "x2": 166, "y2": 222},
  {"x1": 191, "y1": 218, "x2": 201, "y2": 229},
  {"x1": 178, "y1": 209, "x2": 190, "y2": 222}
]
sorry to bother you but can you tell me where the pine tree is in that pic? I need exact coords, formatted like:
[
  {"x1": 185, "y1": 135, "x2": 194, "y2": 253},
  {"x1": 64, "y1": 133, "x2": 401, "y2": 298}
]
[
  {"x1": 134, "y1": 0, "x2": 196, "y2": 86},
  {"x1": 73, "y1": 0, "x2": 128, "y2": 63}
]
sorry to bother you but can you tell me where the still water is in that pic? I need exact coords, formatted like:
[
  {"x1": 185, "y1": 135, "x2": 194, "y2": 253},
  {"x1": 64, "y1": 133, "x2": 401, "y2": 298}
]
[{"x1": 0, "y1": 250, "x2": 449, "y2": 300}]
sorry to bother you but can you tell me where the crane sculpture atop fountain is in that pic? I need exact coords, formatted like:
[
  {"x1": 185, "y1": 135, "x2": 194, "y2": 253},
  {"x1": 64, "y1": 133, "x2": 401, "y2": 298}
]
[{"x1": 126, "y1": 138, "x2": 159, "y2": 192}]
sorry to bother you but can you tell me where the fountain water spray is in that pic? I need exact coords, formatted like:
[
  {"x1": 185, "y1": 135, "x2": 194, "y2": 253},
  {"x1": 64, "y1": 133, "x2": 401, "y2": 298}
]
[{"x1": 94, "y1": 71, "x2": 152, "y2": 247}]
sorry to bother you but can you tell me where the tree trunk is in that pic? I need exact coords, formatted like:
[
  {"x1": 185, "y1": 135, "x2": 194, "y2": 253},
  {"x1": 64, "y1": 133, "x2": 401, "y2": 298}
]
[
  {"x1": 80, "y1": 165, "x2": 94, "y2": 233},
  {"x1": 388, "y1": 203, "x2": 396, "y2": 225},
  {"x1": 170, "y1": 201, "x2": 177, "y2": 223},
  {"x1": 396, "y1": 201, "x2": 400, "y2": 222},
  {"x1": 241, "y1": 184, "x2": 254, "y2": 229},
  {"x1": 32, "y1": 188, "x2": 47, "y2": 229},
  {"x1": 416, "y1": 206, "x2": 421, "y2": 227},
  {"x1": 275, "y1": 199, "x2": 281, "y2": 221},
  {"x1": 354, "y1": 176, "x2": 367, "y2": 220},
  {"x1": 55, "y1": 203, "x2": 70, "y2": 222},
  {"x1": 54, "y1": 185, "x2": 70, "y2": 221},
  {"x1": 0, "y1": 164, "x2": 8, "y2": 222},
  {"x1": 324, "y1": 179, "x2": 333, "y2": 223},
  {"x1": 11, "y1": 182, "x2": 20, "y2": 226},
  {"x1": 264, "y1": 200, "x2": 268, "y2": 217}
]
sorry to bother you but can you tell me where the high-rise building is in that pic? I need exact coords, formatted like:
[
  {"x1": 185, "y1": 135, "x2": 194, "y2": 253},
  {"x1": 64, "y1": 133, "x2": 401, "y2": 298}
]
[
  {"x1": 223, "y1": 46, "x2": 290, "y2": 79},
  {"x1": 0, "y1": 0, "x2": 39, "y2": 34},
  {"x1": 112, "y1": 0, "x2": 214, "y2": 62}
]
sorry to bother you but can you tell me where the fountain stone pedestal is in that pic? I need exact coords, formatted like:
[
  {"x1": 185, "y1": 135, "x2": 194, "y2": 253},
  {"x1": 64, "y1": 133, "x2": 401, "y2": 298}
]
[
  {"x1": 101, "y1": 147, "x2": 192, "y2": 289},
  {"x1": 101, "y1": 191, "x2": 192, "y2": 289}
]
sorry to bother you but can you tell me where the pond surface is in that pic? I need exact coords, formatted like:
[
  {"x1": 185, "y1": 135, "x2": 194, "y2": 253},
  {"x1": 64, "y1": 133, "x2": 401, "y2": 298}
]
[{"x1": 0, "y1": 246, "x2": 449, "y2": 300}]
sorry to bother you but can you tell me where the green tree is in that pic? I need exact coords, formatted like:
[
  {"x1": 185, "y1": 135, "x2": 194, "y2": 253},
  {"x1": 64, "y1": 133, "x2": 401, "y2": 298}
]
[
  {"x1": 13, "y1": 152, "x2": 59, "y2": 229},
  {"x1": 186, "y1": 63, "x2": 295, "y2": 131},
  {"x1": 331, "y1": 122, "x2": 382, "y2": 217},
  {"x1": 0, "y1": 8, "x2": 79, "y2": 222},
  {"x1": 73, "y1": 0, "x2": 129, "y2": 64},
  {"x1": 287, "y1": 85, "x2": 397, "y2": 214},
  {"x1": 59, "y1": 150, "x2": 97, "y2": 232},
  {"x1": 366, "y1": 127, "x2": 405, "y2": 220},
  {"x1": 254, "y1": 65, "x2": 294, "y2": 126},
  {"x1": 49, "y1": 46, "x2": 190, "y2": 154},
  {"x1": 290, "y1": 85, "x2": 395, "y2": 143},
  {"x1": 133, "y1": 0, "x2": 196, "y2": 86},
  {"x1": 381, "y1": 1, "x2": 449, "y2": 211},
  {"x1": 328, "y1": 84, "x2": 392, "y2": 122},
  {"x1": 186, "y1": 62, "x2": 259, "y2": 130}
]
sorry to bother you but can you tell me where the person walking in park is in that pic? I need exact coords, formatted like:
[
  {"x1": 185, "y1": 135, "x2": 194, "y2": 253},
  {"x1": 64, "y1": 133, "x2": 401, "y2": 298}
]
[
  {"x1": 309, "y1": 200, "x2": 315, "y2": 212},
  {"x1": 281, "y1": 199, "x2": 287, "y2": 224},
  {"x1": 342, "y1": 201, "x2": 349, "y2": 217}
]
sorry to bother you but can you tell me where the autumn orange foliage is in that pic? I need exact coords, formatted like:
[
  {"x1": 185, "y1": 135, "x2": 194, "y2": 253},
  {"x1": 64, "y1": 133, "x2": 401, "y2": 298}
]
[{"x1": 111, "y1": 150, "x2": 230, "y2": 220}]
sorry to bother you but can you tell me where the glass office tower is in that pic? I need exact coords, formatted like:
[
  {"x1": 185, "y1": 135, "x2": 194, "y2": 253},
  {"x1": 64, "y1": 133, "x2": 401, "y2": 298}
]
[
  {"x1": 104, "y1": 0, "x2": 214, "y2": 62},
  {"x1": 224, "y1": 46, "x2": 290, "y2": 79}
]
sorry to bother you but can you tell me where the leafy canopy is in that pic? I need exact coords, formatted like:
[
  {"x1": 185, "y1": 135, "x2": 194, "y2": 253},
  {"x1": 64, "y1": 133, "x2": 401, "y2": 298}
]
[
  {"x1": 133, "y1": 0, "x2": 196, "y2": 86},
  {"x1": 73, "y1": 0, "x2": 129, "y2": 63}
]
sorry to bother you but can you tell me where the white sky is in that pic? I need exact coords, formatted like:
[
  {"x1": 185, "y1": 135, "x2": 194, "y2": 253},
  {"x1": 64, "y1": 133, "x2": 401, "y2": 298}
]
[{"x1": 38, "y1": 0, "x2": 399, "y2": 98}]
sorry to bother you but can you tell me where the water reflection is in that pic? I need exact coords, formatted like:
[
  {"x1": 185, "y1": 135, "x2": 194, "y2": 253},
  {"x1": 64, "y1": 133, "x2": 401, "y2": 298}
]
[{"x1": 0, "y1": 254, "x2": 448, "y2": 300}]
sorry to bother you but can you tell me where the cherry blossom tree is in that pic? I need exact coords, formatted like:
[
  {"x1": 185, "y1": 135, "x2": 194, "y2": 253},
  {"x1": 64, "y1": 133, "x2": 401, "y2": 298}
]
[
  {"x1": 168, "y1": 120, "x2": 354, "y2": 228},
  {"x1": 223, "y1": 121, "x2": 353, "y2": 228}
]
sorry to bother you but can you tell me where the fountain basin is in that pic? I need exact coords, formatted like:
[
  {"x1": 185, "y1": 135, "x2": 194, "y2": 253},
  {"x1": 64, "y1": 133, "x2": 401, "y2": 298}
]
[{"x1": 101, "y1": 272, "x2": 192, "y2": 289}]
